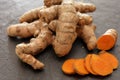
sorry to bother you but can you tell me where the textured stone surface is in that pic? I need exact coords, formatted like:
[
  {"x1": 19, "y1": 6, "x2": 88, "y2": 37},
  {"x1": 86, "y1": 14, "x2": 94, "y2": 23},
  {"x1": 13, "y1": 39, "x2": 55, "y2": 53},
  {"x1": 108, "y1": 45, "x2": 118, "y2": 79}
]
[{"x1": 0, "y1": 0, "x2": 120, "y2": 80}]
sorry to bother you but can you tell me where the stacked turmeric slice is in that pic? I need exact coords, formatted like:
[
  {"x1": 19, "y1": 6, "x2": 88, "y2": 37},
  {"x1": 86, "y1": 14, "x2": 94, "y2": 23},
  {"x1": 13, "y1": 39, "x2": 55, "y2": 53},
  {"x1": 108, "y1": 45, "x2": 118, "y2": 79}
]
[{"x1": 62, "y1": 51, "x2": 119, "y2": 76}]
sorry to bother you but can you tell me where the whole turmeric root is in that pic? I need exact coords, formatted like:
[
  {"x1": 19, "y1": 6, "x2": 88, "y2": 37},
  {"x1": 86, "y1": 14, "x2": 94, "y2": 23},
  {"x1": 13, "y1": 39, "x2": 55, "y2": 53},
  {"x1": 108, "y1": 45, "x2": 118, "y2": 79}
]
[
  {"x1": 19, "y1": 7, "x2": 46, "y2": 23},
  {"x1": 19, "y1": 5, "x2": 58, "y2": 23},
  {"x1": 7, "y1": 20, "x2": 45, "y2": 38},
  {"x1": 76, "y1": 24, "x2": 97, "y2": 50},
  {"x1": 15, "y1": 23, "x2": 53, "y2": 69},
  {"x1": 16, "y1": 50, "x2": 45, "y2": 70}
]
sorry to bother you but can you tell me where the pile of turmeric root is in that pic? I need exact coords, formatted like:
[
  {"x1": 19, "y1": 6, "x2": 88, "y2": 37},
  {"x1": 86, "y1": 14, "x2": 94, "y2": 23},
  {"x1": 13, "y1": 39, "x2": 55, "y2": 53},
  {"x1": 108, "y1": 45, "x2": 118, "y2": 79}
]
[{"x1": 7, "y1": 0, "x2": 118, "y2": 76}]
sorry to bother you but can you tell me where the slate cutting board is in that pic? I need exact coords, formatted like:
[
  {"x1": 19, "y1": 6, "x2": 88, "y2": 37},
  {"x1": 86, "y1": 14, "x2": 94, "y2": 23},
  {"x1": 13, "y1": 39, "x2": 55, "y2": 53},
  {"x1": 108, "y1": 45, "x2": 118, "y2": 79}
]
[{"x1": 0, "y1": 0, "x2": 120, "y2": 80}]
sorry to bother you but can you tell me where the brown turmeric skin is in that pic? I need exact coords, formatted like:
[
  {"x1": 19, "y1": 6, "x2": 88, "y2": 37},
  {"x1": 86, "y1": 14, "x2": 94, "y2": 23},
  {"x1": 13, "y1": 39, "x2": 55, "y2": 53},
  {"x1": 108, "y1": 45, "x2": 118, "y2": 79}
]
[
  {"x1": 77, "y1": 12, "x2": 93, "y2": 26},
  {"x1": 16, "y1": 23, "x2": 53, "y2": 69},
  {"x1": 7, "y1": 20, "x2": 45, "y2": 38},
  {"x1": 19, "y1": 7, "x2": 46, "y2": 23},
  {"x1": 48, "y1": 0, "x2": 96, "y2": 56},
  {"x1": 43, "y1": 0, "x2": 96, "y2": 12},
  {"x1": 16, "y1": 51, "x2": 44, "y2": 70},
  {"x1": 6, "y1": 0, "x2": 96, "y2": 69},
  {"x1": 77, "y1": 24, "x2": 97, "y2": 50},
  {"x1": 44, "y1": 0, "x2": 62, "y2": 7},
  {"x1": 19, "y1": 0, "x2": 95, "y2": 25},
  {"x1": 52, "y1": 3, "x2": 78, "y2": 56},
  {"x1": 19, "y1": 6, "x2": 58, "y2": 23}
]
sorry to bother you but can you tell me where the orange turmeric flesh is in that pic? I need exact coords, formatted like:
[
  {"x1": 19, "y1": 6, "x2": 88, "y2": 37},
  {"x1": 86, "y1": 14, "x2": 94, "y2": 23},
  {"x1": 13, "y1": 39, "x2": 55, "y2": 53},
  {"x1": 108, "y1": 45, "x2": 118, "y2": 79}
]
[
  {"x1": 91, "y1": 54, "x2": 113, "y2": 76},
  {"x1": 97, "y1": 35, "x2": 115, "y2": 50},
  {"x1": 85, "y1": 54, "x2": 97, "y2": 75},
  {"x1": 99, "y1": 51, "x2": 119, "y2": 69},
  {"x1": 62, "y1": 59, "x2": 76, "y2": 75},
  {"x1": 74, "y1": 59, "x2": 89, "y2": 75},
  {"x1": 97, "y1": 29, "x2": 118, "y2": 50}
]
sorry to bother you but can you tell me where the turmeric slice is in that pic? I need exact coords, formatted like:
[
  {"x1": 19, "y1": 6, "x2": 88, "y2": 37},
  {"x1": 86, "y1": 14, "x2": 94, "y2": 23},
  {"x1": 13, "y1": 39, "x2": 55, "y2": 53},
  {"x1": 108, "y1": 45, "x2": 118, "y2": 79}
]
[
  {"x1": 62, "y1": 59, "x2": 76, "y2": 75},
  {"x1": 99, "y1": 51, "x2": 119, "y2": 69},
  {"x1": 85, "y1": 54, "x2": 97, "y2": 75},
  {"x1": 97, "y1": 29, "x2": 118, "y2": 50},
  {"x1": 74, "y1": 59, "x2": 89, "y2": 75},
  {"x1": 91, "y1": 54, "x2": 113, "y2": 76}
]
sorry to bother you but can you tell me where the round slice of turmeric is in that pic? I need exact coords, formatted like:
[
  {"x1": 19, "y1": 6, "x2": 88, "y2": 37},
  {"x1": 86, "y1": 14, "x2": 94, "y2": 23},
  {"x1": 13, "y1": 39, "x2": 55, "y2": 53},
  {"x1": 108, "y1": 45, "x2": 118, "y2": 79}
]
[
  {"x1": 62, "y1": 59, "x2": 76, "y2": 75},
  {"x1": 99, "y1": 51, "x2": 119, "y2": 69},
  {"x1": 85, "y1": 54, "x2": 97, "y2": 75},
  {"x1": 91, "y1": 54, "x2": 113, "y2": 76},
  {"x1": 74, "y1": 58, "x2": 89, "y2": 75}
]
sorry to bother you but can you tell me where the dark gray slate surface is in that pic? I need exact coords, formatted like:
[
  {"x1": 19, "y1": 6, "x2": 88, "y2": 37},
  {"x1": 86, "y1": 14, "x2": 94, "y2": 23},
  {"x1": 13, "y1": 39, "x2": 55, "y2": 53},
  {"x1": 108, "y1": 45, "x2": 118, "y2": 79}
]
[{"x1": 0, "y1": 0, "x2": 120, "y2": 80}]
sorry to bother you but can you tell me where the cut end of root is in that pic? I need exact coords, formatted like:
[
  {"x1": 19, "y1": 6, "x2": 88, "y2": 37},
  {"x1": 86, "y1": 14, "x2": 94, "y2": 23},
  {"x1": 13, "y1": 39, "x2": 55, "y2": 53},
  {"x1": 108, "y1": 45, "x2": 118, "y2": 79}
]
[{"x1": 97, "y1": 35, "x2": 115, "y2": 50}]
